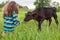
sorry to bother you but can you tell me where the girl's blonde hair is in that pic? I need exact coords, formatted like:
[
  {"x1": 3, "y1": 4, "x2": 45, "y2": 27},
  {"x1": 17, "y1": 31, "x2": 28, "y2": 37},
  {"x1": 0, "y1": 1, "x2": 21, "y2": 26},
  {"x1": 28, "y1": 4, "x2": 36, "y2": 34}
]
[{"x1": 2, "y1": 1, "x2": 19, "y2": 16}]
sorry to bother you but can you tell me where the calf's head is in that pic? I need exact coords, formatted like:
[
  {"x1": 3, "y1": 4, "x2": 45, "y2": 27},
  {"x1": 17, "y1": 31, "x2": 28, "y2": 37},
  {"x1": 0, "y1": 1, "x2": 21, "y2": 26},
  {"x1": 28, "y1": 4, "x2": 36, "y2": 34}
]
[{"x1": 24, "y1": 12, "x2": 37, "y2": 22}]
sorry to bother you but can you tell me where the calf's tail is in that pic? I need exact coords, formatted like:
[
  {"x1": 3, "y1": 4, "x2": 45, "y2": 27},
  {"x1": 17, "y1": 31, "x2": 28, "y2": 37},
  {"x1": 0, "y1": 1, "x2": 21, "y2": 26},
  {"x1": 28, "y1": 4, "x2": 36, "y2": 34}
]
[{"x1": 53, "y1": 8, "x2": 59, "y2": 25}]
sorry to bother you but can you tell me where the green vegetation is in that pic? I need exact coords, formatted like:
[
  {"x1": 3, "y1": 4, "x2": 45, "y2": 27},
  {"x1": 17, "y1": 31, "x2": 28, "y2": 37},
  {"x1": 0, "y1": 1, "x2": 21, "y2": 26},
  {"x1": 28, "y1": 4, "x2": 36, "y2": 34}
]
[
  {"x1": 57, "y1": 7, "x2": 60, "y2": 12},
  {"x1": 34, "y1": 0, "x2": 51, "y2": 9},
  {"x1": 0, "y1": 0, "x2": 60, "y2": 40},
  {"x1": 0, "y1": 8, "x2": 60, "y2": 40}
]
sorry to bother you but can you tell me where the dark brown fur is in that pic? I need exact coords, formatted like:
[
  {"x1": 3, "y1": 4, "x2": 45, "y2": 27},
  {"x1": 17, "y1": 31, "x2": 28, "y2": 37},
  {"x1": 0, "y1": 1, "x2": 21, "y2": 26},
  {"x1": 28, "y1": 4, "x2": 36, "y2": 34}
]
[{"x1": 24, "y1": 7, "x2": 58, "y2": 31}]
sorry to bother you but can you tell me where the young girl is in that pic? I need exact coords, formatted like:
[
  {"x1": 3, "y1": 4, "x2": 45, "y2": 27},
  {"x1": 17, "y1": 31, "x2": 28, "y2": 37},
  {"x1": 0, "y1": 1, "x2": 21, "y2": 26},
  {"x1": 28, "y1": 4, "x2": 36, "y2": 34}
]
[{"x1": 2, "y1": 1, "x2": 20, "y2": 35}]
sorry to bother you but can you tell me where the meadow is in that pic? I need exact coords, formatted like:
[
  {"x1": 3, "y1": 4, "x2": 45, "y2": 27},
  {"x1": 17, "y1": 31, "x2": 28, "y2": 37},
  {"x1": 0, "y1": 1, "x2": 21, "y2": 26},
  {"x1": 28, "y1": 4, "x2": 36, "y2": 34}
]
[{"x1": 0, "y1": 8, "x2": 60, "y2": 40}]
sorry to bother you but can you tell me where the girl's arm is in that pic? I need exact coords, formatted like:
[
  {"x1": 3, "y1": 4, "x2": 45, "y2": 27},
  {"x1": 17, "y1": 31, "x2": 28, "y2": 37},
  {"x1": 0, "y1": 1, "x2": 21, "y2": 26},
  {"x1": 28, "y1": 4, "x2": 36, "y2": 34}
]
[{"x1": 13, "y1": 13, "x2": 20, "y2": 26}]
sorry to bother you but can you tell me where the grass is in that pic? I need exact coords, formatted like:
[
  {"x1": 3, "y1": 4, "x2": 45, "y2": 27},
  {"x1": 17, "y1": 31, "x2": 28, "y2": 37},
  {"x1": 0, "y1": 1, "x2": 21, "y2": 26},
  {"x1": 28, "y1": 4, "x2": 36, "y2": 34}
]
[{"x1": 0, "y1": 10, "x2": 60, "y2": 40}]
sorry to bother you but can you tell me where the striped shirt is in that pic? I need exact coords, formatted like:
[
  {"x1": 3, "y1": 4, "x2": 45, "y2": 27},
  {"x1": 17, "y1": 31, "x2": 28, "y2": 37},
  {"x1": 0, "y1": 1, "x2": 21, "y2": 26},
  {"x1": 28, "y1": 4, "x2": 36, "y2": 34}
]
[{"x1": 4, "y1": 12, "x2": 20, "y2": 28}]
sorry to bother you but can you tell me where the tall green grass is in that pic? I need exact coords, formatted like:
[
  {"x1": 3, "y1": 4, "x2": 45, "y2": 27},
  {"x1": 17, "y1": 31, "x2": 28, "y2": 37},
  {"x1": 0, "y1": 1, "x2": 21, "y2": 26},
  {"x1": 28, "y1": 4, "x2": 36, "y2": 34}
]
[{"x1": 0, "y1": 10, "x2": 60, "y2": 40}]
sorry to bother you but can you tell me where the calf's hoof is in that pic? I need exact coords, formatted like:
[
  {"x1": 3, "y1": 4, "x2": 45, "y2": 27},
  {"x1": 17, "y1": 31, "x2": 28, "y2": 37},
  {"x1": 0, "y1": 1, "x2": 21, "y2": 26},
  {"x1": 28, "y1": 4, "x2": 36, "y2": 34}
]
[{"x1": 38, "y1": 29, "x2": 41, "y2": 31}]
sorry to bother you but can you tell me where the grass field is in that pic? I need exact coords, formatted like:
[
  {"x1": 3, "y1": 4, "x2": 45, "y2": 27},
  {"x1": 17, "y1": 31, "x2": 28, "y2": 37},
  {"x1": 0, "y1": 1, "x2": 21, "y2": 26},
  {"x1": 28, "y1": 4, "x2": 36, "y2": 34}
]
[{"x1": 0, "y1": 10, "x2": 60, "y2": 40}]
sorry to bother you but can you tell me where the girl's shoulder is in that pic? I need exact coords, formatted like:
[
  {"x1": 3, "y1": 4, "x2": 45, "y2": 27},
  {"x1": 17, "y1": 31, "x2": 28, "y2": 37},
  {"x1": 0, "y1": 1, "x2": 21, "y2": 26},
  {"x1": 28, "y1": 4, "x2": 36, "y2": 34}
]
[
  {"x1": 4, "y1": 12, "x2": 18, "y2": 18},
  {"x1": 4, "y1": 15, "x2": 12, "y2": 20},
  {"x1": 13, "y1": 12, "x2": 18, "y2": 17}
]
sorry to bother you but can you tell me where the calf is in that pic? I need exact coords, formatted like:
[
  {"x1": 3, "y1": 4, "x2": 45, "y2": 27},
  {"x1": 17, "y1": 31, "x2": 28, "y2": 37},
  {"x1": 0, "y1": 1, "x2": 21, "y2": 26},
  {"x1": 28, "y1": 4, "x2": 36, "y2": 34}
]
[{"x1": 24, "y1": 7, "x2": 58, "y2": 31}]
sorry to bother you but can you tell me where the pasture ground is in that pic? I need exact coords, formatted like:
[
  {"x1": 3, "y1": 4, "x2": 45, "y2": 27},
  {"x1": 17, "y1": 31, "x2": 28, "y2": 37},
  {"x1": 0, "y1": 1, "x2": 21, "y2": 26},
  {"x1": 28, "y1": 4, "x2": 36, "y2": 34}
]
[{"x1": 0, "y1": 9, "x2": 60, "y2": 40}]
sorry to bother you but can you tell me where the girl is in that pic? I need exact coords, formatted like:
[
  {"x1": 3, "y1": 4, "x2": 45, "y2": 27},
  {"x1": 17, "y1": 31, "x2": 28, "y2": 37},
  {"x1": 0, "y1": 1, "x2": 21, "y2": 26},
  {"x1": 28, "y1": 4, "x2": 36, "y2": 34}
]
[{"x1": 2, "y1": 1, "x2": 20, "y2": 35}]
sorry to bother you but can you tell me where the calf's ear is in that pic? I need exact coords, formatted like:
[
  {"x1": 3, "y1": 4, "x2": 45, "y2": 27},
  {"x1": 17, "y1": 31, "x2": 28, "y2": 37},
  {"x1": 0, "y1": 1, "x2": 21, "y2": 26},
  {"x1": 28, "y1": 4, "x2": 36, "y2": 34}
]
[{"x1": 32, "y1": 14, "x2": 37, "y2": 17}]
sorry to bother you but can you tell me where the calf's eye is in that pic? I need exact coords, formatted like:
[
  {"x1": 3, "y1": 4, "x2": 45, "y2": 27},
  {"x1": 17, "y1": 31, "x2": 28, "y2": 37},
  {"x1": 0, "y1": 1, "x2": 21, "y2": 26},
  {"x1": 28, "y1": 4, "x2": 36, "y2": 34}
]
[{"x1": 32, "y1": 14, "x2": 37, "y2": 17}]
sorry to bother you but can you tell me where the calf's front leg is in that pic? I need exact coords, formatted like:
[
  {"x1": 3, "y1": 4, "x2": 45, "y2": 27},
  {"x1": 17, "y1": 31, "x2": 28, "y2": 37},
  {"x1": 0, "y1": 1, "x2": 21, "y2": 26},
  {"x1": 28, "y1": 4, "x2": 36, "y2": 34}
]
[{"x1": 38, "y1": 19, "x2": 44, "y2": 31}]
